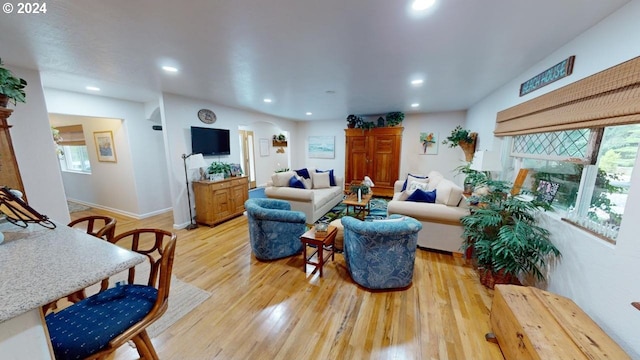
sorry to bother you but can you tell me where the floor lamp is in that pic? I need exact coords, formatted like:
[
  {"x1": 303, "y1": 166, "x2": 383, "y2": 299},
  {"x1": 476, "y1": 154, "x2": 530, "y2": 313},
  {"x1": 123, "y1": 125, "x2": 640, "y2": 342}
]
[{"x1": 182, "y1": 153, "x2": 207, "y2": 230}]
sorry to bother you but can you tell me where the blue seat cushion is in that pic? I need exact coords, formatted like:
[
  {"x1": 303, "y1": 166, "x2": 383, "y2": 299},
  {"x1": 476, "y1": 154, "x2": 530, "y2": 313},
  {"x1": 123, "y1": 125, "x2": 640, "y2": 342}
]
[{"x1": 46, "y1": 284, "x2": 158, "y2": 360}]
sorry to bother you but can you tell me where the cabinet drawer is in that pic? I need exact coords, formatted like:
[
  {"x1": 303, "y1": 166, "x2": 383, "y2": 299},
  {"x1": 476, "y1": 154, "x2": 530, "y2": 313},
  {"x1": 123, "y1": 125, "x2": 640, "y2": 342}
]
[
  {"x1": 208, "y1": 181, "x2": 230, "y2": 190},
  {"x1": 230, "y1": 178, "x2": 247, "y2": 187}
]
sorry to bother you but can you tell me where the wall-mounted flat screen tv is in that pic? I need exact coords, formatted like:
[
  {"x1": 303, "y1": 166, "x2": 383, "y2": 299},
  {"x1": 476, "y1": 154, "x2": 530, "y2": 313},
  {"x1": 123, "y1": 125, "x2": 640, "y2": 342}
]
[{"x1": 191, "y1": 126, "x2": 231, "y2": 156}]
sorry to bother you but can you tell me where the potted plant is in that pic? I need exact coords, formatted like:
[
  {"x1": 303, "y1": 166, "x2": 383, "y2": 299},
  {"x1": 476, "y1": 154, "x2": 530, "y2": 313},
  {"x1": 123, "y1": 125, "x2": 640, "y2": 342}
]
[
  {"x1": 346, "y1": 114, "x2": 362, "y2": 128},
  {"x1": 0, "y1": 58, "x2": 27, "y2": 107},
  {"x1": 443, "y1": 126, "x2": 477, "y2": 161},
  {"x1": 385, "y1": 112, "x2": 404, "y2": 127},
  {"x1": 461, "y1": 179, "x2": 561, "y2": 289},
  {"x1": 207, "y1": 161, "x2": 232, "y2": 179},
  {"x1": 454, "y1": 163, "x2": 487, "y2": 195}
]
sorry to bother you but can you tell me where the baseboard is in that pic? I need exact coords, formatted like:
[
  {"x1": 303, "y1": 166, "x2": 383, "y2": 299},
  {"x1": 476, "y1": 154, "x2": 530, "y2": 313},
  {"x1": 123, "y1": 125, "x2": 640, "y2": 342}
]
[{"x1": 67, "y1": 198, "x2": 172, "y2": 220}]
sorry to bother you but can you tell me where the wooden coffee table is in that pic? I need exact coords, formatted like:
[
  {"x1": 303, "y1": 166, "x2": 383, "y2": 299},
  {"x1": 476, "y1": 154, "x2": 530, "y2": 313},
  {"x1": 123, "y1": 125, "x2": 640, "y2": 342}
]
[
  {"x1": 342, "y1": 193, "x2": 373, "y2": 220},
  {"x1": 300, "y1": 225, "x2": 337, "y2": 277}
]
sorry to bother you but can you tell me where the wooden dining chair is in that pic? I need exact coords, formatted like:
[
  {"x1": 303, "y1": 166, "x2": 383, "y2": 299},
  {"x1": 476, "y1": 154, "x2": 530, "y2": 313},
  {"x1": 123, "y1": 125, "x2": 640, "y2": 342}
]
[
  {"x1": 45, "y1": 228, "x2": 177, "y2": 360},
  {"x1": 42, "y1": 215, "x2": 119, "y2": 314}
]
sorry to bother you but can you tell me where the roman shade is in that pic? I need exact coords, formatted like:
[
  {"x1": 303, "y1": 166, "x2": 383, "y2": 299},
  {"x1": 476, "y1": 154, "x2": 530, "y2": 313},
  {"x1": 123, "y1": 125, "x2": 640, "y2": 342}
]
[
  {"x1": 495, "y1": 56, "x2": 640, "y2": 136},
  {"x1": 56, "y1": 125, "x2": 86, "y2": 145}
]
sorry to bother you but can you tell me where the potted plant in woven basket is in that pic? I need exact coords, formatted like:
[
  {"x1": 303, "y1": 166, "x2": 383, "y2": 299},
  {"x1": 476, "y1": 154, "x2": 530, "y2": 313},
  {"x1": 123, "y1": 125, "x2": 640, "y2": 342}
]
[
  {"x1": 443, "y1": 125, "x2": 477, "y2": 162},
  {"x1": 0, "y1": 58, "x2": 27, "y2": 108}
]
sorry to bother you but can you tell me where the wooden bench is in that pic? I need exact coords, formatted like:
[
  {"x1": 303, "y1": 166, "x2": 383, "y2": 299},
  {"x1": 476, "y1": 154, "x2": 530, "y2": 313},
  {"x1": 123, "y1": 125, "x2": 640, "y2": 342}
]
[{"x1": 489, "y1": 285, "x2": 630, "y2": 359}]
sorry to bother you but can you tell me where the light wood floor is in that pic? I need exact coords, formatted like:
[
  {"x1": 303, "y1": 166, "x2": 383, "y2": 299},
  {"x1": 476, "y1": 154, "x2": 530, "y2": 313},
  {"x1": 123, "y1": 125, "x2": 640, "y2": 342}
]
[{"x1": 70, "y1": 208, "x2": 504, "y2": 360}]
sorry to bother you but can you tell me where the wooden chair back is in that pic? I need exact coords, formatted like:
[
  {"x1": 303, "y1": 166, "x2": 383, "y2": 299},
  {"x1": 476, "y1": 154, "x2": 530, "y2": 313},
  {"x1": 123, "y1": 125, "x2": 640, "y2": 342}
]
[
  {"x1": 88, "y1": 228, "x2": 177, "y2": 360},
  {"x1": 68, "y1": 215, "x2": 117, "y2": 242}
]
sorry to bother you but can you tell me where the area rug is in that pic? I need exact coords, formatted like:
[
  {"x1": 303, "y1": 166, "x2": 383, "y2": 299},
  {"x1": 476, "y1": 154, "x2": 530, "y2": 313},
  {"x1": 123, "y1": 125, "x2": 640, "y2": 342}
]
[
  {"x1": 317, "y1": 197, "x2": 388, "y2": 223},
  {"x1": 83, "y1": 263, "x2": 211, "y2": 338},
  {"x1": 67, "y1": 200, "x2": 91, "y2": 213}
]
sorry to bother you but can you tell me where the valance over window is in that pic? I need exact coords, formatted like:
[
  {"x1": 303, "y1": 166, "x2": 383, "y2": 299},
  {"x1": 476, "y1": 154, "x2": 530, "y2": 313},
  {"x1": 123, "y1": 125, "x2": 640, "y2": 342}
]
[{"x1": 495, "y1": 56, "x2": 640, "y2": 136}]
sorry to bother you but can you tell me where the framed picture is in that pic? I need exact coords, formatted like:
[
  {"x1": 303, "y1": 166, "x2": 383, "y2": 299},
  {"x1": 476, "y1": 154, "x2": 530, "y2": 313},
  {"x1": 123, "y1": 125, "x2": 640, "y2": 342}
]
[
  {"x1": 259, "y1": 138, "x2": 269, "y2": 157},
  {"x1": 230, "y1": 163, "x2": 243, "y2": 176},
  {"x1": 308, "y1": 136, "x2": 335, "y2": 159},
  {"x1": 419, "y1": 132, "x2": 438, "y2": 155},
  {"x1": 93, "y1": 131, "x2": 117, "y2": 162},
  {"x1": 535, "y1": 180, "x2": 560, "y2": 204}
]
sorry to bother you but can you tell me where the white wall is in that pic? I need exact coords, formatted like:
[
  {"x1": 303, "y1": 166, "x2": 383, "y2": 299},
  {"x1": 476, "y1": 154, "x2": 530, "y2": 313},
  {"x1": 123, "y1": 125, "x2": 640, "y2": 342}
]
[
  {"x1": 400, "y1": 111, "x2": 468, "y2": 183},
  {"x1": 244, "y1": 121, "x2": 290, "y2": 187},
  {"x1": 295, "y1": 119, "x2": 346, "y2": 177},
  {"x1": 44, "y1": 89, "x2": 171, "y2": 218},
  {"x1": 160, "y1": 93, "x2": 298, "y2": 228},
  {"x1": 466, "y1": 1, "x2": 640, "y2": 356},
  {"x1": 5, "y1": 67, "x2": 69, "y2": 223}
]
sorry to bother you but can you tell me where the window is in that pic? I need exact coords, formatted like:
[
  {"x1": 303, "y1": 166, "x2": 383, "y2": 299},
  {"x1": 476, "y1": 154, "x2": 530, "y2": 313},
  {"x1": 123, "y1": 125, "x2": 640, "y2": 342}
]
[
  {"x1": 511, "y1": 124, "x2": 640, "y2": 242},
  {"x1": 59, "y1": 145, "x2": 91, "y2": 173},
  {"x1": 52, "y1": 124, "x2": 92, "y2": 174}
]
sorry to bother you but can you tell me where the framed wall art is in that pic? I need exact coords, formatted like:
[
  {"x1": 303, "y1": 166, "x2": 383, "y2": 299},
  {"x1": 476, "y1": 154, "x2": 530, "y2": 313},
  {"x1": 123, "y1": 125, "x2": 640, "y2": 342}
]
[
  {"x1": 93, "y1": 131, "x2": 117, "y2": 162},
  {"x1": 308, "y1": 136, "x2": 335, "y2": 159},
  {"x1": 419, "y1": 132, "x2": 438, "y2": 155},
  {"x1": 259, "y1": 138, "x2": 269, "y2": 157}
]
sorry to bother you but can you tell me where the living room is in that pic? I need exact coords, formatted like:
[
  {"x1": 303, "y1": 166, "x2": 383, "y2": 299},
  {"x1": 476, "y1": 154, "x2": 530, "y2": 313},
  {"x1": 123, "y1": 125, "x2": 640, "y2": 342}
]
[{"x1": 1, "y1": 0, "x2": 640, "y2": 358}]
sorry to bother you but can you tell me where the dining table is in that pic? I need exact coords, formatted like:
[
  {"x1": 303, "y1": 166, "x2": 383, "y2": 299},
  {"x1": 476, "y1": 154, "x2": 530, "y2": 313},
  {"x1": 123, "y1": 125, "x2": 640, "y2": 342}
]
[{"x1": 0, "y1": 220, "x2": 145, "y2": 359}]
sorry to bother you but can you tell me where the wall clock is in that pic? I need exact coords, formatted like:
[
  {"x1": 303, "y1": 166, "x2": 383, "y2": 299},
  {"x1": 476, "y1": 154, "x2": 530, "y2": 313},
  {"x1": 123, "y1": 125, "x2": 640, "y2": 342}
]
[{"x1": 198, "y1": 109, "x2": 216, "y2": 124}]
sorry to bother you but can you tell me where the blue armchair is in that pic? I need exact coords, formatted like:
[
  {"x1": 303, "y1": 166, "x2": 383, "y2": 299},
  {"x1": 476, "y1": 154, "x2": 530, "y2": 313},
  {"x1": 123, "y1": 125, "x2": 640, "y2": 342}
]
[
  {"x1": 342, "y1": 215, "x2": 422, "y2": 290},
  {"x1": 245, "y1": 198, "x2": 306, "y2": 260}
]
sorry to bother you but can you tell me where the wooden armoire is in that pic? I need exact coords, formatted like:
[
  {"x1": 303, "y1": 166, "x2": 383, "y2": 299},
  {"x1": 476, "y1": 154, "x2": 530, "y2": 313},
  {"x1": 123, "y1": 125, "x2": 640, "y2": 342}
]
[
  {"x1": 344, "y1": 127, "x2": 403, "y2": 198},
  {"x1": 0, "y1": 108, "x2": 25, "y2": 196}
]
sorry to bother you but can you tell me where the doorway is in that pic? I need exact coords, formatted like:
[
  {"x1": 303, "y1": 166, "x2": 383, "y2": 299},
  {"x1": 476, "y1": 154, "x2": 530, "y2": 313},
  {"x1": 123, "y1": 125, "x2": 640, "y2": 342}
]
[{"x1": 239, "y1": 130, "x2": 256, "y2": 189}]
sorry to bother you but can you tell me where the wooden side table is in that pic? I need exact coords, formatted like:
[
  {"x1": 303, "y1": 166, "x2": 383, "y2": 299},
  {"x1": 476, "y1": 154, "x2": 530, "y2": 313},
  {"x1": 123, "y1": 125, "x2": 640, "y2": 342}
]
[
  {"x1": 341, "y1": 193, "x2": 372, "y2": 220},
  {"x1": 300, "y1": 225, "x2": 337, "y2": 277}
]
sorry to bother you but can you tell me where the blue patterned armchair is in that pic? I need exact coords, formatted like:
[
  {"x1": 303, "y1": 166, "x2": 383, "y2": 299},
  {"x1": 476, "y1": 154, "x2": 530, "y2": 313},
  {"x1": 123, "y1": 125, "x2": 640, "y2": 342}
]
[
  {"x1": 342, "y1": 215, "x2": 422, "y2": 290},
  {"x1": 245, "y1": 198, "x2": 306, "y2": 260}
]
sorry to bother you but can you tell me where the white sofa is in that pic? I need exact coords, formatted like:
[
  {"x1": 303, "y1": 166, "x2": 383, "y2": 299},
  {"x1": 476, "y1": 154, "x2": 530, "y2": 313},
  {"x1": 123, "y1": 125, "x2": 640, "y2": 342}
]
[
  {"x1": 387, "y1": 171, "x2": 469, "y2": 254},
  {"x1": 264, "y1": 169, "x2": 344, "y2": 224}
]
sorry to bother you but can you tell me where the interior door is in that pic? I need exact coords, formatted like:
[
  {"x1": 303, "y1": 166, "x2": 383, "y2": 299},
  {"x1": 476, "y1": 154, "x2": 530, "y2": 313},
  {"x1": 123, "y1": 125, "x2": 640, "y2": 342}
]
[{"x1": 239, "y1": 130, "x2": 256, "y2": 189}]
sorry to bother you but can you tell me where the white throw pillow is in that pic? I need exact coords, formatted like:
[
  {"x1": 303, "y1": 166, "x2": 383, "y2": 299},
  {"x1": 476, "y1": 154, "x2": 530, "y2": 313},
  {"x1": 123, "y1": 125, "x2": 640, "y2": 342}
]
[
  {"x1": 407, "y1": 180, "x2": 429, "y2": 193},
  {"x1": 312, "y1": 171, "x2": 330, "y2": 189},
  {"x1": 271, "y1": 171, "x2": 295, "y2": 187},
  {"x1": 301, "y1": 177, "x2": 312, "y2": 190}
]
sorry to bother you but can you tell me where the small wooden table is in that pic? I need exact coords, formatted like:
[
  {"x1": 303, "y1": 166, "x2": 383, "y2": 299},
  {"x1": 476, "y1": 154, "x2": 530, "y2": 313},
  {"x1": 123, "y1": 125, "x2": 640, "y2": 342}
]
[
  {"x1": 300, "y1": 225, "x2": 337, "y2": 277},
  {"x1": 342, "y1": 193, "x2": 372, "y2": 220}
]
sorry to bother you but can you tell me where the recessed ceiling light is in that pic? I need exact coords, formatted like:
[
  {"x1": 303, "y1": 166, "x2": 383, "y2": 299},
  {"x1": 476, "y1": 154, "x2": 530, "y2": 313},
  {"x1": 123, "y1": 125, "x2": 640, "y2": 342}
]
[
  {"x1": 411, "y1": 103, "x2": 420, "y2": 108},
  {"x1": 162, "y1": 66, "x2": 178, "y2": 73},
  {"x1": 325, "y1": 90, "x2": 336, "y2": 94},
  {"x1": 263, "y1": 98, "x2": 272, "y2": 103},
  {"x1": 306, "y1": 112, "x2": 312, "y2": 116},
  {"x1": 86, "y1": 86, "x2": 100, "y2": 91},
  {"x1": 411, "y1": 79, "x2": 424, "y2": 86},
  {"x1": 412, "y1": 0, "x2": 435, "y2": 11}
]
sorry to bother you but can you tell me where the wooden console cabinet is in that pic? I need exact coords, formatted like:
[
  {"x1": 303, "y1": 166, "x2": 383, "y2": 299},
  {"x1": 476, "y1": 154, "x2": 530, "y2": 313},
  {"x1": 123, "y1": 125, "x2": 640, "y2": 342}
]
[
  {"x1": 193, "y1": 176, "x2": 249, "y2": 226},
  {"x1": 344, "y1": 127, "x2": 403, "y2": 198}
]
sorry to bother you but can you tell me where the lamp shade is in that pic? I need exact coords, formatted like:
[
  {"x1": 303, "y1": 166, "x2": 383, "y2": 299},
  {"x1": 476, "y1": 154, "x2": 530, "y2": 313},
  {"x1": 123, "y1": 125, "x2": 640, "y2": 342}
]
[
  {"x1": 188, "y1": 153, "x2": 207, "y2": 170},
  {"x1": 470, "y1": 151, "x2": 502, "y2": 172}
]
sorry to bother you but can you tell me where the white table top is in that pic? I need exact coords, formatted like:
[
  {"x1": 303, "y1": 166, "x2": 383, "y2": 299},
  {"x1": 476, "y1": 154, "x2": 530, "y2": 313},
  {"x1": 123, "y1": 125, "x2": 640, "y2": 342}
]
[{"x1": 0, "y1": 221, "x2": 145, "y2": 322}]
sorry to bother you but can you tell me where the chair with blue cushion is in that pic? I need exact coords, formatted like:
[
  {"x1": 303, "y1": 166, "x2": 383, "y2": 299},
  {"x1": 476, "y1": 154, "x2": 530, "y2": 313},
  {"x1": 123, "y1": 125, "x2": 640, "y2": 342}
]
[
  {"x1": 342, "y1": 215, "x2": 422, "y2": 290},
  {"x1": 245, "y1": 198, "x2": 306, "y2": 260},
  {"x1": 46, "y1": 228, "x2": 177, "y2": 360}
]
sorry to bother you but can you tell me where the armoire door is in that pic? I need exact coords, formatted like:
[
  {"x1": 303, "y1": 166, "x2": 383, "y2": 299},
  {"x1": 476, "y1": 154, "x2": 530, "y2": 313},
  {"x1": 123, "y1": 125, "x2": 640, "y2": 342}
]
[{"x1": 345, "y1": 132, "x2": 368, "y2": 187}]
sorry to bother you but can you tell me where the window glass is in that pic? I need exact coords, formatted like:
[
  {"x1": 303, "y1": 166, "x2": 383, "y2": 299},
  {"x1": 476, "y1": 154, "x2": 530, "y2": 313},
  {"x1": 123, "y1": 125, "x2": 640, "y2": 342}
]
[
  {"x1": 512, "y1": 124, "x2": 640, "y2": 242},
  {"x1": 59, "y1": 145, "x2": 91, "y2": 174}
]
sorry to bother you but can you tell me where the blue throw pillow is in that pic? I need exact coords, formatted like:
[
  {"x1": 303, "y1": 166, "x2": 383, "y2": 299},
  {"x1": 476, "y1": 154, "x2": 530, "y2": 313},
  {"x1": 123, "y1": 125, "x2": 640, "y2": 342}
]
[
  {"x1": 402, "y1": 173, "x2": 428, "y2": 192},
  {"x1": 316, "y1": 169, "x2": 336, "y2": 186},
  {"x1": 294, "y1": 168, "x2": 310, "y2": 179},
  {"x1": 289, "y1": 175, "x2": 305, "y2": 189},
  {"x1": 406, "y1": 188, "x2": 437, "y2": 203}
]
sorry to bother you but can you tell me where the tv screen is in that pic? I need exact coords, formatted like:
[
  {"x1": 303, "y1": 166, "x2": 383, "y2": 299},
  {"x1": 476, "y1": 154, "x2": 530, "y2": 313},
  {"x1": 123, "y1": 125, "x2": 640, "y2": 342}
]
[{"x1": 191, "y1": 126, "x2": 231, "y2": 156}]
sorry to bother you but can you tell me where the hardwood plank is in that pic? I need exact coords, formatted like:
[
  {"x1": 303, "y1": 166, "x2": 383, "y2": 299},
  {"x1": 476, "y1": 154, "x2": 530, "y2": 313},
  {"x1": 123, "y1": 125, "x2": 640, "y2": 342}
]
[{"x1": 68, "y1": 208, "x2": 504, "y2": 360}]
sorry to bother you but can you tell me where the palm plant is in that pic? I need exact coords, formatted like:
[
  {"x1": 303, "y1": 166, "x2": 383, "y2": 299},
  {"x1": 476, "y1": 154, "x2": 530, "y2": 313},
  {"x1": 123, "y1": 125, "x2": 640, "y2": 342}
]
[{"x1": 461, "y1": 179, "x2": 561, "y2": 288}]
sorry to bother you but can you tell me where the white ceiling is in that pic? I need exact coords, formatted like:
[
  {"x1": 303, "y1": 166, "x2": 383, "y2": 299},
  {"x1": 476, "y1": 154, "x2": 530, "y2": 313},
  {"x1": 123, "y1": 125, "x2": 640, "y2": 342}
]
[{"x1": 0, "y1": 0, "x2": 630, "y2": 121}]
